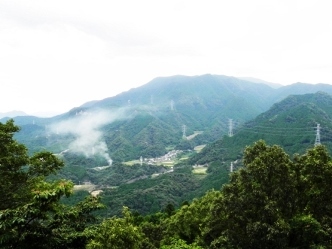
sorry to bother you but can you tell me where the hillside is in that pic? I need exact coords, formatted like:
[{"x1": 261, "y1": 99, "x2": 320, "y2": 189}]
[
  {"x1": 190, "y1": 91, "x2": 332, "y2": 165},
  {"x1": 4, "y1": 74, "x2": 277, "y2": 160},
  {"x1": 92, "y1": 92, "x2": 332, "y2": 216},
  {"x1": 3, "y1": 75, "x2": 332, "y2": 217},
  {"x1": 3, "y1": 75, "x2": 332, "y2": 185}
]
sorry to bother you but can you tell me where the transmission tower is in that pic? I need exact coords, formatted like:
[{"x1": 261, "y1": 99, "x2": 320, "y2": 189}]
[
  {"x1": 182, "y1": 125, "x2": 186, "y2": 138},
  {"x1": 315, "y1": 123, "x2": 321, "y2": 146},
  {"x1": 228, "y1": 119, "x2": 233, "y2": 137},
  {"x1": 171, "y1": 100, "x2": 174, "y2": 111}
]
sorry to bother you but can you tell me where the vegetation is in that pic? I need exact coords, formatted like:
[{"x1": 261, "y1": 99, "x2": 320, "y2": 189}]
[
  {"x1": 148, "y1": 141, "x2": 332, "y2": 248},
  {"x1": 87, "y1": 140, "x2": 332, "y2": 248},
  {"x1": 0, "y1": 120, "x2": 103, "y2": 248},
  {"x1": 2, "y1": 119, "x2": 332, "y2": 248},
  {"x1": 4, "y1": 80, "x2": 332, "y2": 248},
  {"x1": 191, "y1": 92, "x2": 332, "y2": 165}
]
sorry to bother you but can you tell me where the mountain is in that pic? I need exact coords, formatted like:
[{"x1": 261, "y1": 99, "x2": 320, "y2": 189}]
[
  {"x1": 190, "y1": 91, "x2": 332, "y2": 165},
  {"x1": 272, "y1": 82, "x2": 332, "y2": 104},
  {"x1": 86, "y1": 91, "x2": 332, "y2": 216},
  {"x1": 84, "y1": 74, "x2": 274, "y2": 120},
  {"x1": 4, "y1": 75, "x2": 332, "y2": 216},
  {"x1": 4, "y1": 74, "x2": 277, "y2": 159},
  {"x1": 0, "y1": 110, "x2": 27, "y2": 119},
  {"x1": 237, "y1": 77, "x2": 282, "y2": 89},
  {"x1": 3, "y1": 74, "x2": 332, "y2": 171}
]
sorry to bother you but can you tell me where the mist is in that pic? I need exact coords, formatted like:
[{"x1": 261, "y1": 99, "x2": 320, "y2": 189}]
[{"x1": 50, "y1": 108, "x2": 129, "y2": 165}]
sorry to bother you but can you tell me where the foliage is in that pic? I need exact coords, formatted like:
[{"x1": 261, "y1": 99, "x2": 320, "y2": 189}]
[
  {"x1": 163, "y1": 190, "x2": 223, "y2": 246},
  {"x1": 160, "y1": 238, "x2": 203, "y2": 249},
  {"x1": 98, "y1": 172, "x2": 201, "y2": 216},
  {"x1": 0, "y1": 120, "x2": 103, "y2": 248},
  {"x1": 86, "y1": 207, "x2": 143, "y2": 249},
  {"x1": 154, "y1": 140, "x2": 332, "y2": 248}
]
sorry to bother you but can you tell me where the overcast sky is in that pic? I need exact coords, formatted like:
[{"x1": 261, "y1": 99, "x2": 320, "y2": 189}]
[{"x1": 1, "y1": 0, "x2": 332, "y2": 116}]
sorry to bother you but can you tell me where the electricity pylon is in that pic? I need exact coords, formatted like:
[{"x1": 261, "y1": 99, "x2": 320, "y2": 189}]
[{"x1": 315, "y1": 123, "x2": 321, "y2": 146}]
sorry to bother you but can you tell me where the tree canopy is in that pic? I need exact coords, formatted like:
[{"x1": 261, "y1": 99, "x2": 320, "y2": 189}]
[
  {"x1": 0, "y1": 120, "x2": 103, "y2": 248},
  {"x1": 159, "y1": 140, "x2": 332, "y2": 248}
]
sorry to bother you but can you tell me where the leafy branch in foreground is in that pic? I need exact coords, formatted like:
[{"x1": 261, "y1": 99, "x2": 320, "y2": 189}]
[{"x1": 0, "y1": 120, "x2": 103, "y2": 249}]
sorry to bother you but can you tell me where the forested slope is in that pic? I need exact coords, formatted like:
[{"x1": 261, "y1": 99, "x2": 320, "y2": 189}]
[{"x1": 190, "y1": 91, "x2": 332, "y2": 165}]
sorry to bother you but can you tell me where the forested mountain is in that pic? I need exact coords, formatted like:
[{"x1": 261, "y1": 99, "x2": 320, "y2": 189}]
[
  {"x1": 5, "y1": 75, "x2": 332, "y2": 162},
  {"x1": 63, "y1": 89, "x2": 332, "y2": 217},
  {"x1": 2, "y1": 75, "x2": 276, "y2": 160},
  {"x1": 272, "y1": 82, "x2": 332, "y2": 104},
  {"x1": 3, "y1": 75, "x2": 332, "y2": 248},
  {"x1": 191, "y1": 91, "x2": 332, "y2": 166},
  {"x1": 1, "y1": 75, "x2": 332, "y2": 188}
]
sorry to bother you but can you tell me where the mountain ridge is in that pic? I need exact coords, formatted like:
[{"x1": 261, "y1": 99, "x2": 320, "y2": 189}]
[
  {"x1": 190, "y1": 91, "x2": 332, "y2": 165},
  {"x1": 3, "y1": 74, "x2": 332, "y2": 120},
  {"x1": 3, "y1": 74, "x2": 332, "y2": 164}
]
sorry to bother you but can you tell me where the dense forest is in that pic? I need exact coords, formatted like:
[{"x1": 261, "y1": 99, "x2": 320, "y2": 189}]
[{"x1": 1, "y1": 119, "x2": 332, "y2": 248}]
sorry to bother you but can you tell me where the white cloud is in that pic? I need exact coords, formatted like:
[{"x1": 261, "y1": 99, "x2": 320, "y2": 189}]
[{"x1": 50, "y1": 108, "x2": 129, "y2": 165}]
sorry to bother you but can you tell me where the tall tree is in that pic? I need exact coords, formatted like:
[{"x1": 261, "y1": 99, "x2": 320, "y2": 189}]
[
  {"x1": 205, "y1": 140, "x2": 332, "y2": 248},
  {"x1": 85, "y1": 207, "x2": 143, "y2": 249},
  {"x1": 0, "y1": 120, "x2": 103, "y2": 248},
  {"x1": 163, "y1": 140, "x2": 332, "y2": 248},
  {"x1": 221, "y1": 140, "x2": 295, "y2": 248}
]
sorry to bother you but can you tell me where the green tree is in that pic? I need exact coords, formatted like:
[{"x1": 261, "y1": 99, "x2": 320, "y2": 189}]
[
  {"x1": 0, "y1": 120, "x2": 103, "y2": 248},
  {"x1": 85, "y1": 207, "x2": 143, "y2": 249},
  {"x1": 160, "y1": 238, "x2": 203, "y2": 249},
  {"x1": 0, "y1": 119, "x2": 31, "y2": 210},
  {"x1": 162, "y1": 190, "x2": 223, "y2": 246},
  {"x1": 217, "y1": 140, "x2": 295, "y2": 248},
  {"x1": 154, "y1": 140, "x2": 332, "y2": 248},
  {"x1": 289, "y1": 145, "x2": 332, "y2": 247},
  {"x1": 205, "y1": 140, "x2": 332, "y2": 248}
]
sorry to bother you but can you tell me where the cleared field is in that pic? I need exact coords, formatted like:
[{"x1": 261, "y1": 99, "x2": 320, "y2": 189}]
[
  {"x1": 161, "y1": 161, "x2": 175, "y2": 166},
  {"x1": 186, "y1": 131, "x2": 203, "y2": 140},
  {"x1": 165, "y1": 146, "x2": 175, "y2": 151},
  {"x1": 123, "y1": 160, "x2": 140, "y2": 166},
  {"x1": 123, "y1": 160, "x2": 175, "y2": 167},
  {"x1": 192, "y1": 167, "x2": 207, "y2": 174},
  {"x1": 73, "y1": 184, "x2": 96, "y2": 192},
  {"x1": 194, "y1": 144, "x2": 206, "y2": 153}
]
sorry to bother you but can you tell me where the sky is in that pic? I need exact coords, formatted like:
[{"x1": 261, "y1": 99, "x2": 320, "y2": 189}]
[{"x1": 1, "y1": 0, "x2": 332, "y2": 116}]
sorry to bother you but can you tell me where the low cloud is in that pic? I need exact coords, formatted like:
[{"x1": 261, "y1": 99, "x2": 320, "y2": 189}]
[{"x1": 50, "y1": 108, "x2": 128, "y2": 165}]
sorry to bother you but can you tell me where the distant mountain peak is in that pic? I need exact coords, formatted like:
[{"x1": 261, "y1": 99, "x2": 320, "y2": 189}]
[
  {"x1": 0, "y1": 110, "x2": 27, "y2": 119},
  {"x1": 238, "y1": 77, "x2": 282, "y2": 89}
]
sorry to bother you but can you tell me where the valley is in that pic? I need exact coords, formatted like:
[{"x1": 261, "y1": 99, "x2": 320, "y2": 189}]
[{"x1": 3, "y1": 74, "x2": 332, "y2": 217}]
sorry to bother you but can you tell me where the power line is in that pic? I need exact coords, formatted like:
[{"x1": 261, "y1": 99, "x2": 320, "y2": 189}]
[
  {"x1": 218, "y1": 120, "x2": 332, "y2": 143},
  {"x1": 235, "y1": 128, "x2": 315, "y2": 137}
]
